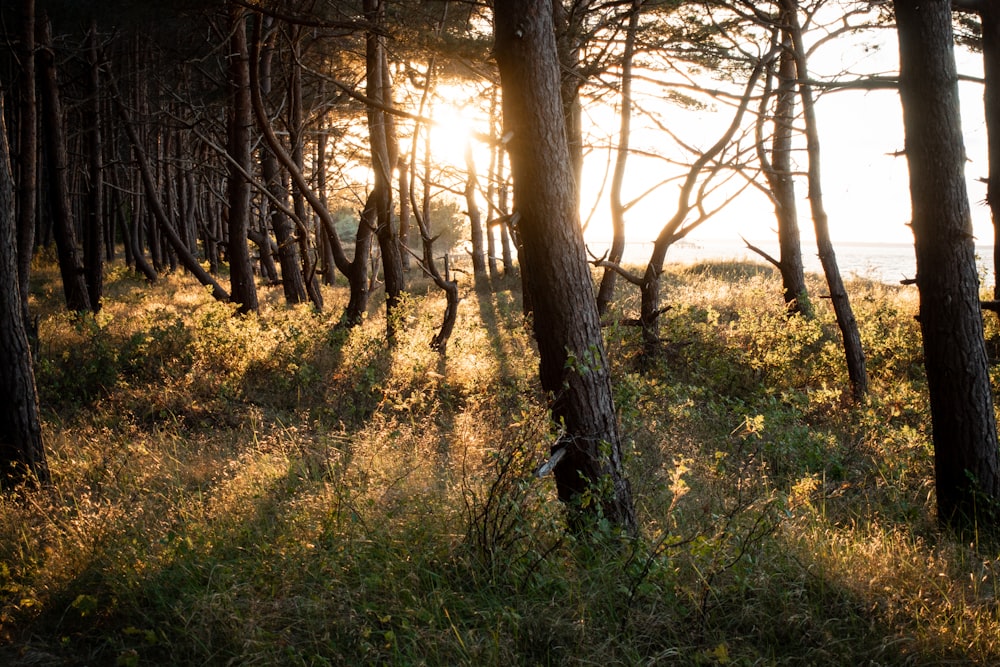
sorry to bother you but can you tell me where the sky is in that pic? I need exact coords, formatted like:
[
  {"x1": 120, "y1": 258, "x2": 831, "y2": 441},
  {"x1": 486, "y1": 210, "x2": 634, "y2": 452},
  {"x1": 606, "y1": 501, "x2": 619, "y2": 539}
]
[{"x1": 579, "y1": 24, "x2": 992, "y2": 250}]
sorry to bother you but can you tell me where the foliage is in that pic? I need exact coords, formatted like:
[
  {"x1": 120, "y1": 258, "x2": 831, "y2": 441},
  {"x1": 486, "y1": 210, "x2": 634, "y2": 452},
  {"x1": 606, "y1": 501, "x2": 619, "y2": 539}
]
[{"x1": 5, "y1": 260, "x2": 1000, "y2": 665}]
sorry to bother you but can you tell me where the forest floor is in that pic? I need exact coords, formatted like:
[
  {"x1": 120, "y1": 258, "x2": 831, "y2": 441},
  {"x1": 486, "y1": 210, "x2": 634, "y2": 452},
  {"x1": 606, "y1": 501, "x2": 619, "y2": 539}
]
[{"x1": 3, "y1": 256, "x2": 1000, "y2": 665}]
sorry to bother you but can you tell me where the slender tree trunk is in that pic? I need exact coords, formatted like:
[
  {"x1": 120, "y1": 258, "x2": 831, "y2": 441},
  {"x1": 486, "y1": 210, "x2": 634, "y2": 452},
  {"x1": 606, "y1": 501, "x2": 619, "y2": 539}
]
[
  {"x1": 364, "y1": 0, "x2": 405, "y2": 339},
  {"x1": 17, "y1": 0, "x2": 37, "y2": 329},
  {"x1": 465, "y1": 142, "x2": 487, "y2": 284},
  {"x1": 37, "y1": 14, "x2": 92, "y2": 313},
  {"x1": 896, "y1": 0, "x2": 1000, "y2": 529},
  {"x1": 783, "y1": 0, "x2": 867, "y2": 400},
  {"x1": 259, "y1": 21, "x2": 308, "y2": 305},
  {"x1": 286, "y1": 29, "x2": 323, "y2": 309},
  {"x1": 226, "y1": 3, "x2": 259, "y2": 314},
  {"x1": 494, "y1": 0, "x2": 636, "y2": 534},
  {"x1": 979, "y1": 3, "x2": 1000, "y2": 310},
  {"x1": 84, "y1": 21, "x2": 105, "y2": 312},
  {"x1": 0, "y1": 90, "x2": 48, "y2": 490},
  {"x1": 760, "y1": 27, "x2": 810, "y2": 316},
  {"x1": 398, "y1": 157, "x2": 412, "y2": 272},
  {"x1": 596, "y1": 0, "x2": 640, "y2": 316}
]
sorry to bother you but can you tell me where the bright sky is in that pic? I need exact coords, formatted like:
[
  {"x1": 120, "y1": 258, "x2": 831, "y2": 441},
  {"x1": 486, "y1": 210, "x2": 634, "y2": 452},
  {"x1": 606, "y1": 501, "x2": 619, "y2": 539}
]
[
  {"x1": 422, "y1": 21, "x2": 992, "y2": 255},
  {"x1": 579, "y1": 27, "x2": 992, "y2": 249}
]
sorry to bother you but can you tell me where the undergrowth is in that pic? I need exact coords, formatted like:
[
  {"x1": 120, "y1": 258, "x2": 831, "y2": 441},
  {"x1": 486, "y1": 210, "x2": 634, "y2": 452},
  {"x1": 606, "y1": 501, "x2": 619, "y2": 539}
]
[{"x1": 2, "y1": 258, "x2": 1000, "y2": 665}]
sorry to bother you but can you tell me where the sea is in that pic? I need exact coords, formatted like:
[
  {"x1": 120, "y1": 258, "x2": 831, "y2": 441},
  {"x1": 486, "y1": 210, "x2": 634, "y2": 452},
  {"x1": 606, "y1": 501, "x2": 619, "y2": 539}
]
[{"x1": 590, "y1": 238, "x2": 998, "y2": 286}]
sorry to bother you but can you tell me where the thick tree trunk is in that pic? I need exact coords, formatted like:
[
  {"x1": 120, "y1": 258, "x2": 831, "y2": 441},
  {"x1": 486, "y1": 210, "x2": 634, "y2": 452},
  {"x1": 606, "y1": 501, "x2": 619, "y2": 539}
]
[
  {"x1": 0, "y1": 91, "x2": 48, "y2": 490},
  {"x1": 896, "y1": 0, "x2": 1000, "y2": 529},
  {"x1": 38, "y1": 14, "x2": 92, "y2": 313},
  {"x1": 226, "y1": 4, "x2": 259, "y2": 314},
  {"x1": 783, "y1": 0, "x2": 867, "y2": 400},
  {"x1": 494, "y1": 0, "x2": 636, "y2": 534}
]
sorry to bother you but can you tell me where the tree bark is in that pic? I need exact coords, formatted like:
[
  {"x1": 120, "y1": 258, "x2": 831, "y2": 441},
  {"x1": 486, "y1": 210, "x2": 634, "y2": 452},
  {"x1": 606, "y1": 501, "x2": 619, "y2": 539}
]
[
  {"x1": 783, "y1": 0, "x2": 867, "y2": 400},
  {"x1": 0, "y1": 90, "x2": 49, "y2": 490},
  {"x1": 465, "y1": 142, "x2": 488, "y2": 284},
  {"x1": 259, "y1": 20, "x2": 308, "y2": 306},
  {"x1": 596, "y1": 0, "x2": 640, "y2": 317},
  {"x1": 84, "y1": 21, "x2": 105, "y2": 312},
  {"x1": 226, "y1": 3, "x2": 259, "y2": 314},
  {"x1": 758, "y1": 24, "x2": 810, "y2": 316},
  {"x1": 17, "y1": 0, "x2": 37, "y2": 329},
  {"x1": 364, "y1": 0, "x2": 405, "y2": 339},
  {"x1": 494, "y1": 0, "x2": 636, "y2": 534},
  {"x1": 37, "y1": 14, "x2": 92, "y2": 313},
  {"x1": 896, "y1": 0, "x2": 1000, "y2": 529}
]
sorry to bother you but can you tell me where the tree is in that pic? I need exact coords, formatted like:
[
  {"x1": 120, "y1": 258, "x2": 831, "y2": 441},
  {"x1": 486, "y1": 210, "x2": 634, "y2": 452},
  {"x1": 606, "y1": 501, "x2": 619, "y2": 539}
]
[
  {"x1": 493, "y1": 0, "x2": 636, "y2": 533},
  {"x1": 37, "y1": 13, "x2": 92, "y2": 313},
  {"x1": 781, "y1": 0, "x2": 867, "y2": 400},
  {"x1": 0, "y1": 89, "x2": 48, "y2": 490},
  {"x1": 895, "y1": 0, "x2": 1000, "y2": 529},
  {"x1": 226, "y1": 3, "x2": 260, "y2": 315}
]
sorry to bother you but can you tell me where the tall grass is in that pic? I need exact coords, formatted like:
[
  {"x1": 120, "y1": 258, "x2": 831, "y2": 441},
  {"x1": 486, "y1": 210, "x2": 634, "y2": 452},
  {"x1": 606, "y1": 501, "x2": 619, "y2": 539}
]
[{"x1": 2, "y1": 257, "x2": 999, "y2": 665}]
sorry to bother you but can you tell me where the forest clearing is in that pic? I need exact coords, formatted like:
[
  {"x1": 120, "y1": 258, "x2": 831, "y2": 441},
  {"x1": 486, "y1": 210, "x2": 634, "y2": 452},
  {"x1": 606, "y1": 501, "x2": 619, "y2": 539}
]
[{"x1": 3, "y1": 259, "x2": 1000, "y2": 666}]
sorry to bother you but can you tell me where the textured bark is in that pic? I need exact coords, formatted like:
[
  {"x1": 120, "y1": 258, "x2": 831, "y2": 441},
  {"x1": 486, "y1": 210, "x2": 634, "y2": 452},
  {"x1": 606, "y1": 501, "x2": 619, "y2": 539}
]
[
  {"x1": 494, "y1": 0, "x2": 636, "y2": 533},
  {"x1": 226, "y1": 4, "x2": 259, "y2": 314},
  {"x1": 38, "y1": 14, "x2": 92, "y2": 313},
  {"x1": 17, "y1": 0, "x2": 36, "y2": 326},
  {"x1": 896, "y1": 0, "x2": 1000, "y2": 529},
  {"x1": 596, "y1": 1, "x2": 639, "y2": 317},
  {"x1": 465, "y1": 143, "x2": 488, "y2": 283},
  {"x1": 759, "y1": 27, "x2": 810, "y2": 316},
  {"x1": 84, "y1": 21, "x2": 105, "y2": 312},
  {"x1": 0, "y1": 91, "x2": 48, "y2": 490},
  {"x1": 782, "y1": 0, "x2": 867, "y2": 400},
  {"x1": 364, "y1": 0, "x2": 405, "y2": 339},
  {"x1": 981, "y1": 4, "x2": 1000, "y2": 309},
  {"x1": 259, "y1": 22, "x2": 308, "y2": 306}
]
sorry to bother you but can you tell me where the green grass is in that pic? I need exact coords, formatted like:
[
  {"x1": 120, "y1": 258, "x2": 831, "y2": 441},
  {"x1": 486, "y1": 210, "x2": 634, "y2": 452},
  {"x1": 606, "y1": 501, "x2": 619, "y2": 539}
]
[{"x1": 2, "y1": 257, "x2": 1000, "y2": 665}]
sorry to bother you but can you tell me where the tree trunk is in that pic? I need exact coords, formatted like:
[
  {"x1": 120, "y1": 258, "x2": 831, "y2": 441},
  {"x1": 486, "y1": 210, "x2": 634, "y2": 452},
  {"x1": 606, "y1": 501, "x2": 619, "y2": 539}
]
[
  {"x1": 596, "y1": 0, "x2": 640, "y2": 316},
  {"x1": 783, "y1": 0, "x2": 867, "y2": 400},
  {"x1": 980, "y1": 3, "x2": 1000, "y2": 311},
  {"x1": 465, "y1": 142, "x2": 488, "y2": 284},
  {"x1": 37, "y1": 14, "x2": 92, "y2": 313},
  {"x1": 0, "y1": 90, "x2": 48, "y2": 490},
  {"x1": 17, "y1": 0, "x2": 37, "y2": 329},
  {"x1": 84, "y1": 21, "x2": 105, "y2": 312},
  {"x1": 494, "y1": 0, "x2": 636, "y2": 534},
  {"x1": 364, "y1": 0, "x2": 405, "y2": 340},
  {"x1": 760, "y1": 27, "x2": 810, "y2": 316},
  {"x1": 226, "y1": 3, "x2": 259, "y2": 314},
  {"x1": 896, "y1": 0, "x2": 1000, "y2": 529},
  {"x1": 259, "y1": 21, "x2": 308, "y2": 306}
]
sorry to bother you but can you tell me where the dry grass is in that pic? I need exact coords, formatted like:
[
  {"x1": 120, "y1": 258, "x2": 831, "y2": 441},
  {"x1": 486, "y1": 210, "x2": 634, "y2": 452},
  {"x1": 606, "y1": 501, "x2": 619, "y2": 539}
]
[{"x1": 2, "y1": 257, "x2": 1000, "y2": 665}]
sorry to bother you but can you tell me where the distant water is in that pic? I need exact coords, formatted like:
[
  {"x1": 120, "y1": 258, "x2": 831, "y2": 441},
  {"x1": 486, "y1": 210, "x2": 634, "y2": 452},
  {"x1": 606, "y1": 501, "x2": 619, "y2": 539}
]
[{"x1": 590, "y1": 238, "x2": 997, "y2": 286}]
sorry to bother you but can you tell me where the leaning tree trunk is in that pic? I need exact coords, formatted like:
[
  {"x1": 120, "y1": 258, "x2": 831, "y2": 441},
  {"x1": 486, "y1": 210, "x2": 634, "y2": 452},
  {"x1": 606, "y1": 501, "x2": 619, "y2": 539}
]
[
  {"x1": 896, "y1": 0, "x2": 1000, "y2": 530},
  {"x1": 494, "y1": 0, "x2": 636, "y2": 534},
  {"x1": 784, "y1": 0, "x2": 867, "y2": 400},
  {"x1": 38, "y1": 14, "x2": 91, "y2": 313},
  {"x1": 226, "y1": 4, "x2": 259, "y2": 315},
  {"x1": 0, "y1": 91, "x2": 48, "y2": 490}
]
